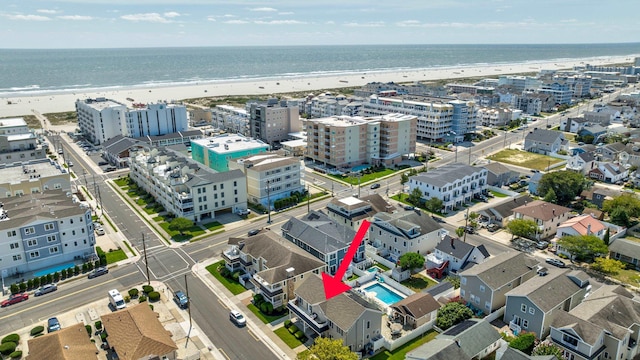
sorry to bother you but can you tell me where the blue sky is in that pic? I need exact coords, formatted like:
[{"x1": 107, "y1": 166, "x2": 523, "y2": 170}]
[{"x1": 1, "y1": 0, "x2": 639, "y2": 48}]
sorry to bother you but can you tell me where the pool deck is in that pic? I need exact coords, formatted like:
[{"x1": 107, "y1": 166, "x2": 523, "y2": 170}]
[{"x1": 356, "y1": 279, "x2": 407, "y2": 309}]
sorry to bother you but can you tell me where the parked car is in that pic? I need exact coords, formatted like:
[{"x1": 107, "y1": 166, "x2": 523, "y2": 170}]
[
  {"x1": 431, "y1": 216, "x2": 445, "y2": 223},
  {"x1": 35, "y1": 283, "x2": 58, "y2": 296},
  {"x1": 403, "y1": 205, "x2": 414, "y2": 211},
  {"x1": 104, "y1": 166, "x2": 117, "y2": 172},
  {"x1": 88, "y1": 267, "x2": 109, "y2": 279},
  {"x1": 487, "y1": 224, "x2": 500, "y2": 232},
  {"x1": 458, "y1": 226, "x2": 475, "y2": 234},
  {"x1": 229, "y1": 310, "x2": 246, "y2": 326},
  {"x1": 536, "y1": 241, "x2": 550, "y2": 250},
  {"x1": 47, "y1": 317, "x2": 61, "y2": 332},
  {"x1": 370, "y1": 183, "x2": 381, "y2": 189},
  {"x1": 95, "y1": 227, "x2": 105, "y2": 236},
  {"x1": 248, "y1": 229, "x2": 261, "y2": 236},
  {"x1": 174, "y1": 290, "x2": 189, "y2": 309},
  {"x1": 98, "y1": 161, "x2": 109, "y2": 166},
  {"x1": 545, "y1": 258, "x2": 566, "y2": 268},
  {"x1": 1, "y1": 292, "x2": 28, "y2": 307}
]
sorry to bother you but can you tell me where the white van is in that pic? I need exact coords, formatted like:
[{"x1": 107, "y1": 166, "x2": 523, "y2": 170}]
[{"x1": 108, "y1": 289, "x2": 126, "y2": 310}]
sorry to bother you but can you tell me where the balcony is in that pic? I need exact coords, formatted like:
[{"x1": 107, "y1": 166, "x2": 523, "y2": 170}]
[
  {"x1": 509, "y1": 320, "x2": 521, "y2": 334},
  {"x1": 222, "y1": 248, "x2": 240, "y2": 263},
  {"x1": 287, "y1": 299, "x2": 328, "y2": 334}
]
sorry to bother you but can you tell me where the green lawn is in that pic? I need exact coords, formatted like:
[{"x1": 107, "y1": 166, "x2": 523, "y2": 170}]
[
  {"x1": 113, "y1": 177, "x2": 129, "y2": 187},
  {"x1": 105, "y1": 249, "x2": 127, "y2": 264},
  {"x1": 370, "y1": 330, "x2": 438, "y2": 360},
  {"x1": 489, "y1": 190, "x2": 508, "y2": 198},
  {"x1": 159, "y1": 223, "x2": 205, "y2": 241},
  {"x1": 274, "y1": 327, "x2": 305, "y2": 349},
  {"x1": 205, "y1": 261, "x2": 247, "y2": 295},
  {"x1": 401, "y1": 274, "x2": 437, "y2": 291},
  {"x1": 329, "y1": 168, "x2": 396, "y2": 185},
  {"x1": 487, "y1": 149, "x2": 563, "y2": 171},
  {"x1": 610, "y1": 268, "x2": 640, "y2": 285},
  {"x1": 203, "y1": 221, "x2": 224, "y2": 231},
  {"x1": 153, "y1": 215, "x2": 168, "y2": 223},
  {"x1": 247, "y1": 303, "x2": 288, "y2": 324},
  {"x1": 373, "y1": 262, "x2": 391, "y2": 272},
  {"x1": 143, "y1": 205, "x2": 159, "y2": 215}
]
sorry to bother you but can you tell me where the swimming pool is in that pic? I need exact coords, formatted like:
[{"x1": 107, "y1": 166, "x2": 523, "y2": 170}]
[
  {"x1": 33, "y1": 262, "x2": 76, "y2": 277},
  {"x1": 364, "y1": 283, "x2": 405, "y2": 305},
  {"x1": 351, "y1": 164, "x2": 370, "y2": 172}
]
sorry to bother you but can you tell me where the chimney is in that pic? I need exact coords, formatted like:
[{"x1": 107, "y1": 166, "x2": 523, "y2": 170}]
[
  {"x1": 587, "y1": 223, "x2": 592, "y2": 235},
  {"x1": 552, "y1": 209, "x2": 556, "y2": 217}
]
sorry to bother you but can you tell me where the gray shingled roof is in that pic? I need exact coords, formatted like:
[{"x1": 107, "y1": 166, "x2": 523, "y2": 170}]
[
  {"x1": 461, "y1": 252, "x2": 537, "y2": 290},
  {"x1": 439, "y1": 319, "x2": 502, "y2": 359},
  {"x1": 525, "y1": 128, "x2": 563, "y2": 143},
  {"x1": 373, "y1": 210, "x2": 442, "y2": 238},
  {"x1": 0, "y1": 190, "x2": 88, "y2": 230},
  {"x1": 103, "y1": 135, "x2": 141, "y2": 155},
  {"x1": 500, "y1": 347, "x2": 556, "y2": 360},
  {"x1": 486, "y1": 196, "x2": 533, "y2": 218},
  {"x1": 551, "y1": 310, "x2": 604, "y2": 345},
  {"x1": 506, "y1": 268, "x2": 582, "y2": 313},
  {"x1": 409, "y1": 162, "x2": 485, "y2": 188},
  {"x1": 435, "y1": 235, "x2": 474, "y2": 260},
  {"x1": 281, "y1": 210, "x2": 356, "y2": 254},
  {"x1": 405, "y1": 338, "x2": 469, "y2": 360},
  {"x1": 609, "y1": 239, "x2": 640, "y2": 259},
  {"x1": 391, "y1": 292, "x2": 441, "y2": 320},
  {"x1": 483, "y1": 162, "x2": 511, "y2": 176},
  {"x1": 578, "y1": 152, "x2": 595, "y2": 162}
]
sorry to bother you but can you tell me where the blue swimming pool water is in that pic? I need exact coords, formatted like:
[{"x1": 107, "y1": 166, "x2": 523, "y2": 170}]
[
  {"x1": 33, "y1": 262, "x2": 76, "y2": 277},
  {"x1": 364, "y1": 283, "x2": 404, "y2": 305},
  {"x1": 351, "y1": 165, "x2": 370, "y2": 172},
  {"x1": 367, "y1": 267, "x2": 378, "y2": 273}
]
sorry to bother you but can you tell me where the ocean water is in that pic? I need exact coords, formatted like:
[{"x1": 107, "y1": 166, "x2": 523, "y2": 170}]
[{"x1": 0, "y1": 43, "x2": 639, "y2": 96}]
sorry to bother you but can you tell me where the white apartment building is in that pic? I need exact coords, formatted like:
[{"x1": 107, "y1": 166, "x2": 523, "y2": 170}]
[
  {"x1": 408, "y1": 163, "x2": 488, "y2": 212},
  {"x1": 0, "y1": 159, "x2": 70, "y2": 198},
  {"x1": 302, "y1": 93, "x2": 364, "y2": 118},
  {"x1": 477, "y1": 107, "x2": 522, "y2": 127},
  {"x1": 305, "y1": 114, "x2": 416, "y2": 169},
  {"x1": 75, "y1": 98, "x2": 188, "y2": 145},
  {"x1": 0, "y1": 191, "x2": 95, "y2": 277},
  {"x1": 0, "y1": 117, "x2": 47, "y2": 163},
  {"x1": 228, "y1": 153, "x2": 304, "y2": 207},
  {"x1": 129, "y1": 145, "x2": 247, "y2": 222},
  {"x1": 362, "y1": 95, "x2": 476, "y2": 143},
  {"x1": 497, "y1": 75, "x2": 542, "y2": 93},
  {"x1": 211, "y1": 105, "x2": 249, "y2": 135},
  {"x1": 248, "y1": 99, "x2": 301, "y2": 146}
]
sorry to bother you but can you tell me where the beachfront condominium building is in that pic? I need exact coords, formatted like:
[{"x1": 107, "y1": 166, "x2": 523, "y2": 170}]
[
  {"x1": 302, "y1": 93, "x2": 364, "y2": 118},
  {"x1": 0, "y1": 117, "x2": 47, "y2": 163},
  {"x1": 75, "y1": 97, "x2": 188, "y2": 145},
  {"x1": 228, "y1": 153, "x2": 304, "y2": 208},
  {"x1": 129, "y1": 145, "x2": 247, "y2": 222},
  {"x1": 0, "y1": 159, "x2": 70, "y2": 198},
  {"x1": 362, "y1": 95, "x2": 476, "y2": 143},
  {"x1": 497, "y1": 75, "x2": 542, "y2": 94},
  {"x1": 304, "y1": 114, "x2": 417, "y2": 170},
  {"x1": 408, "y1": 163, "x2": 488, "y2": 212},
  {"x1": 0, "y1": 191, "x2": 95, "y2": 278},
  {"x1": 476, "y1": 107, "x2": 522, "y2": 127},
  {"x1": 190, "y1": 134, "x2": 269, "y2": 172},
  {"x1": 211, "y1": 105, "x2": 249, "y2": 135},
  {"x1": 248, "y1": 99, "x2": 300, "y2": 146}
]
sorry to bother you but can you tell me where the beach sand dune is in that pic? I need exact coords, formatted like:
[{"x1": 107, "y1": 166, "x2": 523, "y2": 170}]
[{"x1": 0, "y1": 56, "x2": 633, "y2": 118}]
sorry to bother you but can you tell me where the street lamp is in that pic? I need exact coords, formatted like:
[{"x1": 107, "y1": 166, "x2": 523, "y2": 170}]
[{"x1": 266, "y1": 179, "x2": 272, "y2": 224}]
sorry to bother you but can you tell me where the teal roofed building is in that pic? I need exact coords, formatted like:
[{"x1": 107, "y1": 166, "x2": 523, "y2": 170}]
[{"x1": 191, "y1": 134, "x2": 269, "y2": 172}]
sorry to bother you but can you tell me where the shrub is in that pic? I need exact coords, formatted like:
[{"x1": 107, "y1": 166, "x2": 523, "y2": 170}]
[
  {"x1": 128, "y1": 288, "x2": 139, "y2": 298},
  {"x1": 30, "y1": 326, "x2": 44, "y2": 336},
  {"x1": 288, "y1": 325, "x2": 299, "y2": 334},
  {"x1": 53, "y1": 272, "x2": 60, "y2": 282},
  {"x1": 148, "y1": 291, "x2": 160, "y2": 302},
  {"x1": 142, "y1": 285, "x2": 154, "y2": 294},
  {"x1": 33, "y1": 277, "x2": 40, "y2": 288},
  {"x1": 82, "y1": 263, "x2": 89, "y2": 273},
  {"x1": 0, "y1": 342, "x2": 17, "y2": 355},
  {"x1": 253, "y1": 294, "x2": 264, "y2": 306},
  {"x1": 9, "y1": 284, "x2": 19, "y2": 295},
  {"x1": 149, "y1": 304, "x2": 154, "y2": 311},
  {"x1": 2, "y1": 334, "x2": 19, "y2": 344},
  {"x1": 219, "y1": 266, "x2": 232, "y2": 278},
  {"x1": 124, "y1": 295, "x2": 131, "y2": 303},
  {"x1": 264, "y1": 302, "x2": 274, "y2": 315},
  {"x1": 294, "y1": 330, "x2": 305, "y2": 340},
  {"x1": 100, "y1": 332, "x2": 108, "y2": 341},
  {"x1": 284, "y1": 319, "x2": 292, "y2": 329},
  {"x1": 9, "y1": 350, "x2": 22, "y2": 358},
  {"x1": 95, "y1": 321, "x2": 102, "y2": 330},
  {"x1": 85, "y1": 324, "x2": 92, "y2": 336},
  {"x1": 138, "y1": 295, "x2": 147, "y2": 303},
  {"x1": 27, "y1": 279, "x2": 34, "y2": 290},
  {"x1": 19, "y1": 282, "x2": 27, "y2": 292},
  {"x1": 74, "y1": 265, "x2": 80, "y2": 275},
  {"x1": 509, "y1": 333, "x2": 537, "y2": 355},
  {"x1": 260, "y1": 302, "x2": 268, "y2": 314}
]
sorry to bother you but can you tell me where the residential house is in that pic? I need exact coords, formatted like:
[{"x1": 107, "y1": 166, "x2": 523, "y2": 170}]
[
  {"x1": 497, "y1": 346, "x2": 559, "y2": 360},
  {"x1": 0, "y1": 117, "x2": 47, "y2": 163},
  {"x1": 368, "y1": 210, "x2": 447, "y2": 262},
  {"x1": 584, "y1": 108, "x2": 620, "y2": 125},
  {"x1": 597, "y1": 142, "x2": 626, "y2": 161},
  {"x1": 504, "y1": 269, "x2": 590, "y2": 338},
  {"x1": 25, "y1": 323, "x2": 99, "y2": 360},
  {"x1": 523, "y1": 129, "x2": 566, "y2": 155},
  {"x1": 555, "y1": 214, "x2": 607, "y2": 240},
  {"x1": 459, "y1": 252, "x2": 539, "y2": 314},
  {"x1": 511, "y1": 200, "x2": 573, "y2": 240},
  {"x1": 476, "y1": 196, "x2": 533, "y2": 227},
  {"x1": 578, "y1": 124, "x2": 608, "y2": 143},
  {"x1": 101, "y1": 303, "x2": 178, "y2": 360},
  {"x1": 326, "y1": 194, "x2": 395, "y2": 230},
  {"x1": 287, "y1": 274, "x2": 383, "y2": 355},
  {"x1": 565, "y1": 152, "x2": 597, "y2": 175},
  {"x1": 587, "y1": 162, "x2": 628, "y2": 184},
  {"x1": 408, "y1": 163, "x2": 488, "y2": 212},
  {"x1": 0, "y1": 158, "x2": 71, "y2": 198},
  {"x1": 405, "y1": 319, "x2": 502, "y2": 360},
  {"x1": 223, "y1": 230, "x2": 325, "y2": 308},
  {"x1": 560, "y1": 117, "x2": 590, "y2": 134},
  {"x1": 427, "y1": 236, "x2": 490, "y2": 276},
  {"x1": 579, "y1": 186, "x2": 621, "y2": 209},
  {"x1": 619, "y1": 143, "x2": 640, "y2": 167},
  {"x1": 281, "y1": 210, "x2": 362, "y2": 275},
  {"x1": 549, "y1": 285, "x2": 640, "y2": 360},
  {"x1": 609, "y1": 238, "x2": 640, "y2": 270},
  {"x1": 528, "y1": 172, "x2": 544, "y2": 196},
  {"x1": 483, "y1": 162, "x2": 520, "y2": 187},
  {"x1": 390, "y1": 292, "x2": 441, "y2": 329},
  {"x1": 101, "y1": 135, "x2": 141, "y2": 168}
]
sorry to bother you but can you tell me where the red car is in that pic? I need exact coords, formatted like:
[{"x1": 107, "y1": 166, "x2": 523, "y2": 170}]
[{"x1": 1, "y1": 292, "x2": 29, "y2": 307}]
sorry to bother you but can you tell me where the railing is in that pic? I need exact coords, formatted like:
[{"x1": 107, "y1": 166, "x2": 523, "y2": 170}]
[
  {"x1": 509, "y1": 321, "x2": 521, "y2": 334},
  {"x1": 287, "y1": 300, "x2": 328, "y2": 333}
]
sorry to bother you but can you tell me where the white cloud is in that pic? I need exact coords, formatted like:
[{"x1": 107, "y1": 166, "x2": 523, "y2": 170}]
[
  {"x1": 164, "y1": 11, "x2": 181, "y2": 18},
  {"x1": 206, "y1": 16, "x2": 216, "y2": 22},
  {"x1": 5, "y1": 14, "x2": 51, "y2": 21},
  {"x1": 58, "y1": 15, "x2": 93, "y2": 20},
  {"x1": 37, "y1": 9, "x2": 61, "y2": 14},
  {"x1": 254, "y1": 20, "x2": 305, "y2": 25},
  {"x1": 250, "y1": 7, "x2": 277, "y2": 12},
  {"x1": 223, "y1": 14, "x2": 235, "y2": 18},
  {"x1": 224, "y1": 19, "x2": 249, "y2": 24},
  {"x1": 278, "y1": 12, "x2": 294, "y2": 15},
  {"x1": 344, "y1": 21, "x2": 385, "y2": 27},
  {"x1": 120, "y1": 13, "x2": 172, "y2": 23},
  {"x1": 325, "y1": 20, "x2": 335, "y2": 25}
]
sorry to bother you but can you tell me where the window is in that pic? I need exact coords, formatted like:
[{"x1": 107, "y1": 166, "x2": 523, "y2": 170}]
[
  {"x1": 485, "y1": 301, "x2": 491, "y2": 310},
  {"x1": 234, "y1": 181, "x2": 237, "y2": 187},
  {"x1": 24, "y1": 227, "x2": 35, "y2": 235},
  {"x1": 45, "y1": 224, "x2": 54, "y2": 231},
  {"x1": 480, "y1": 285, "x2": 485, "y2": 293},
  {"x1": 12, "y1": 255, "x2": 21, "y2": 261},
  {"x1": 220, "y1": 184, "x2": 224, "y2": 189},
  {"x1": 529, "y1": 307, "x2": 535, "y2": 315},
  {"x1": 10, "y1": 242, "x2": 19, "y2": 249},
  {"x1": 28, "y1": 239, "x2": 38, "y2": 247},
  {"x1": 461, "y1": 277, "x2": 467, "y2": 285},
  {"x1": 562, "y1": 333, "x2": 578, "y2": 347},
  {"x1": 29, "y1": 251, "x2": 40, "y2": 259},
  {"x1": 460, "y1": 289, "x2": 465, "y2": 297},
  {"x1": 7, "y1": 230, "x2": 16, "y2": 237},
  {"x1": 522, "y1": 320, "x2": 528, "y2": 329},
  {"x1": 47, "y1": 235, "x2": 57, "y2": 243},
  {"x1": 521, "y1": 304, "x2": 527, "y2": 313},
  {"x1": 49, "y1": 247, "x2": 59, "y2": 254},
  {"x1": 70, "y1": 218, "x2": 74, "y2": 224}
]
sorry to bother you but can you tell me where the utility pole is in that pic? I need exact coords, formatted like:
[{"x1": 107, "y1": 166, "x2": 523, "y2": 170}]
[
  {"x1": 463, "y1": 208, "x2": 470, "y2": 243},
  {"x1": 266, "y1": 179, "x2": 271, "y2": 224},
  {"x1": 82, "y1": 169, "x2": 88, "y2": 189},
  {"x1": 468, "y1": 148, "x2": 472, "y2": 165},
  {"x1": 307, "y1": 184, "x2": 310, "y2": 214},
  {"x1": 185, "y1": 274, "x2": 192, "y2": 335},
  {"x1": 455, "y1": 146, "x2": 458, "y2": 163},
  {"x1": 357, "y1": 174, "x2": 361, "y2": 198},
  {"x1": 142, "y1": 232, "x2": 150, "y2": 285}
]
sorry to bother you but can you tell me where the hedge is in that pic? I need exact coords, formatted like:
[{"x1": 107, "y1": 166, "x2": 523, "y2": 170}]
[
  {"x1": 9, "y1": 350, "x2": 22, "y2": 359},
  {"x1": 1, "y1": 334, "x2": 19, "y2": 344},
  {"x1": 138, "y1": 295, "x2": 147, "y2": 303},
  {"x1": 284, "y1": 319, "x2": 292, "y2": 329},
  {"x1": 142, "y1": 285, "x2": 154, "y2": 294},
  {"x1": 95, "y1": 321, "x2": 102, "y2": 330},
  {"x1": 148, "y1": 291, "x2": 160, "y2": 302},
  {"x1": 0, "y1": 342, "x2": 17, "y2": 355},
  {"x1": 128, "y1": 288, "x2": 139, "y2": 298},
  {"x1": 294, "y1": 330, "x2": 305, "y2": 340},
  {"x1": 288, "y1": 325, "x2": 299, "y2": 334},
  {"x1": 85, "y1": 325, "x2": 92, "y2": 336},
  {"x1": 30, "y1": 326, "x2": 44, "y2": 336}
]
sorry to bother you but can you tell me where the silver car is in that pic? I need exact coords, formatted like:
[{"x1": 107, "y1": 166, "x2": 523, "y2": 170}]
[{"x1": 35, "y1": 283, "x2": 58, "y2": 296}]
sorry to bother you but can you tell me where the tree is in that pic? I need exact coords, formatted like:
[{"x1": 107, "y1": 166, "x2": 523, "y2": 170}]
[
  {"x1": 444, "y1": 276, "x2": 460, "y2": 289},
  {"x1": 424, "y1": 197, "x2": 444, "y2": 213},
  {"x1": 436, "y1": 301, "x2": 473, "y2": 330},
  {"x1": 603, "y1": 193, "x2": 640, "y2": 217},
  {"x1": 537, "y1": 171, "x2": 589, "y2": 206},
  {"x1": 407, "y1": 188, "x2": 423, "y2": 207},
  {"x1": 455, "y1": 227, "x2": 465, "y2": 238},
  {"x1": 543, "y1": 188, "x2": 557, "y2": 203},
  {"x1": 509, "y1": 332, "x2": 536, "y2": 355},
  {"x1": 400, "y1": 173, "x2": 409, "y2": 185},
  {"x1": 399, "y1": 252, "x2": 425, "y2": 271},
  {"x1": 506, "y1": 219, "x2": 538, "y2": 240},
  {"x1": 168, "y1": 217, "x2": 193, "y2": 235},
  {"x1": 591, "y1": 257, "x2": 625, "y2": 275},
  {"x1": 532, "y1": 342, "x2": 564, "y2": 357},
  {"x1": 557, "y1": 235, "x2": 608, "y2": 262},
  {"x1": 610, "y1": 207, "x2": 631, "y2": 227},
  {"x1": 297, "y1": 337, "x2": 357, "y2": 360},
  {"x1": 603, "y1": 227, "x2": 610, "y2": 245}
]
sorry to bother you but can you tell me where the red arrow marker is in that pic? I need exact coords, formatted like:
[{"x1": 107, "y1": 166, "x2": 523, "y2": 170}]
[{"x1": 321, "y1": 220, "x2": 371, "y2": 300}]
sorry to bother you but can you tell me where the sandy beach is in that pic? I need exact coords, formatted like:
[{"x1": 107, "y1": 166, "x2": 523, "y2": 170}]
[{"x1": 0, "y1": 55, "x2": 635, "y2": 118}]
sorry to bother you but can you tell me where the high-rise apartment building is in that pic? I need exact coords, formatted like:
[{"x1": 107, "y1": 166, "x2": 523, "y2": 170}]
[
  {"x1": 0, "y1": 118, "x2": 47, "y2": 163},
  {"x1": 190, "y1": 134, "x2": 269, "y2": 172},
  {"x1": 124, "y1": 102, "x2": 188, "y2": 138},
  {"x1": 248, "y1": 99, "x2": 300, "y2": 146}
]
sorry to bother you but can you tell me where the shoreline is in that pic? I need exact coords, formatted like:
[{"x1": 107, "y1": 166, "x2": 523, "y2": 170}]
[{"x1": 0, "y1": 54, "x2": 636, "y2": 118}]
